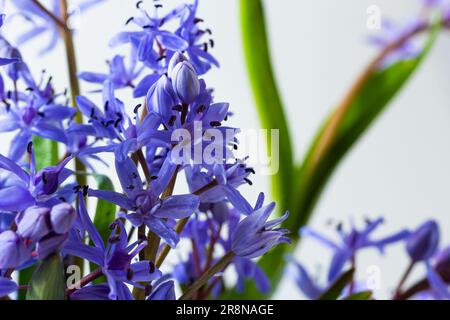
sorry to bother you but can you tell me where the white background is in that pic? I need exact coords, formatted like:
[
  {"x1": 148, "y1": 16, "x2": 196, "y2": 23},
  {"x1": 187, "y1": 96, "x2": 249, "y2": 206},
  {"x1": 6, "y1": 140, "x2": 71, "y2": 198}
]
[{"x1": 2, "y1": 0, "x2": 450, "y2": 299}]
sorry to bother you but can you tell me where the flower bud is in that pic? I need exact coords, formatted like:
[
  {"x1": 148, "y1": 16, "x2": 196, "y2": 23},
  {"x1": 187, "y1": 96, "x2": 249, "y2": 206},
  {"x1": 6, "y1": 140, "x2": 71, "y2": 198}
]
[
  {"x1": 0, "y1": 231, "x2": 30, "y2": 269},
  {"x1": 167, "y1": 51, "x2": 187, "y2": 73},
  {"x1": 168, "y1": 52, "x2": 188, "y2": 76},
  {"x1": 435, "y1": 246, "x2": 450, "y2": 275},
  {"x1": 170, "y1": 61, "x2": 200, "y2": 104},
  {"x1": 146, "y1": 75, "x2": 177, "y2": 125},
  {"x1": 50, "y1": 203, "x2": 76, "y2": 234},
  {"x1": 36, "y1": 233, "x2": 68, "y2": 260},
  {"x1": 406, "y1": 220, "x2": 439, "y2": 262},
  {"x1": 16, "y1": 206, "x2": 51, "y2": 241}
]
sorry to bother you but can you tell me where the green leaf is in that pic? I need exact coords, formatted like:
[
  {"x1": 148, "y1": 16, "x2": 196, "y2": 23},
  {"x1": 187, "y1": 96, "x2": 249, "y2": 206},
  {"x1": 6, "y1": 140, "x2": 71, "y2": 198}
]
[
  {"x1": 240, "y1": 0, "x2": 294, "y2": 213},
  {"x1": 319, "y1": 268, "x2": 355, "y2": 300},
  {"x1": 343, "y1": 291, "x2": 373, "y2": 300},
  {"x1": 31, "y1": 135, "x2": 59, "y2": 171},
  {"x1": 26, "y1": 254, "x2": 66, "y2": 300},
  {"x1": 226, "y1": 22, "x2": 440, "y2": 300},
  {"x1": 18, "y1": 136, "x2": 59, "y2": 299},
  {"x1": 287, "y1": 23, "x2": 439, "y2": 233}
]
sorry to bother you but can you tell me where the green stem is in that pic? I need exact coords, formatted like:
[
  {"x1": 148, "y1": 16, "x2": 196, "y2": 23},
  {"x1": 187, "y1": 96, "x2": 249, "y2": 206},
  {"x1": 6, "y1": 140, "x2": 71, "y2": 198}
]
[
  {"x1": 59, "y1": 0, "x2": 86, "y2": 276},
  {"x1": 180, "y1": 252, "x2": 234, "y2": 300},
  {"x1": 154, "y1": 179, "x2": 219, "y2": 268}
]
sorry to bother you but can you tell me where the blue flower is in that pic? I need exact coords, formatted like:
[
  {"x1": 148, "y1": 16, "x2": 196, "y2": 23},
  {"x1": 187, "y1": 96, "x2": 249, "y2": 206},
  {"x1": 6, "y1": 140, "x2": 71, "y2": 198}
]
[
  {"x1": 0, "y1": 61, "x2": 75, "y2": 161},
  {"x1": 78, "y1": 53, "x2": 143, "y2": 91},
  {"x1": 174, "y1": 0, "x2": 219, "y2": 74},
  {"x1": 231, "y1": 201, "x2": 290, "y2": 259},
  {"x1": 0, "y1": 146, "x2": 74, "y2": 212},
  {"x1": 65, "y1": 193, "x2": 162, "y2": 300},
  {"x1": 368, "y1": 18, "x2": 424, "y2": 67},
  {"x1": 87, "y1": 156, "x2": 200, "y2": 248},
  {"x1": 299, "y1": 217, "x2": 409, "y2": 284},
  {"x1": 109, "y1": 4, "x2": 188, "y2": 71},
  {"x1": 10, "y1": 0, "x2": 106, "y2": 55}
]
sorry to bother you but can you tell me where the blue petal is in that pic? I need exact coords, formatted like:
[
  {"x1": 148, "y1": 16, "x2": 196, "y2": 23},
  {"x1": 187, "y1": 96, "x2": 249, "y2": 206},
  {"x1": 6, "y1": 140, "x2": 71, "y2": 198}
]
[
  {"x1": 88, "y1": 189, "x2": 133, "y2": 211},
  {"x1": 78, "y1": 72, "x2": 108, "y2": 84},
  {"x1": 31, "y1": 123, "x2": 67, "y2": 144},
  {"x1": 0, "y1": 186, "x2": 34, "y2": 212},
  {"x1": 154, "y1": 194, "x2": 199, "y2": 219},
  {"x1": 144, "y1": 217, "x2": 179, "y2": 248},
  {"x1": 148, "y1": 280, "x2": 176, "y2": 300},
  {"x1": 426, "y1": 263, "x2": 450, "y2": 300},
  {"x1": 63, "y1": 241, "x2": 104, "y2": 267},
  {"x1": 77, "y1": 192, "x2": 105, "y2": 251},
  {"x1": 0, "y1": 153, "x2": 30, "y2": 183},
  {"x1": 289, "y1": 259, "x2": 323, "y2": 299},
  {"x1": 0, "y1": 277, "x2": 18, "y2": 297}
]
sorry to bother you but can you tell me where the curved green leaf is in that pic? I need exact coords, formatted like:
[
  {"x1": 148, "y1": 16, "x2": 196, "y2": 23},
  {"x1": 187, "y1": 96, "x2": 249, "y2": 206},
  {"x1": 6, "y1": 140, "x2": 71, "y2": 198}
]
[
  {"x1": 228, "y1": 20, "x2": 439, "y2": 299},
  {"x1": 240, "y1": 0, "x2": 293, "y2": 213},
  {"x1": 319, "y1": 268, "x2": 355, "y2": 300},
  {"x1": 343, "y1": 291, "x2": 373, "y2": 300},
  {"x1": 288, "y1": 23, "x2": 439, "y2": 233}
]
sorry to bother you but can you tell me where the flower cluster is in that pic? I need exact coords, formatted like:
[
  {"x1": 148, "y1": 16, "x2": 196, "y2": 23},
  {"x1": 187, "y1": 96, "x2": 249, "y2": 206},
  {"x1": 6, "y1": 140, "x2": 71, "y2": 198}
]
[
  {"x1": 0, "y1": 0, "x2": 290, "y2": 300},
  {"x1": 290, "y1": 217, "x2": 450, "y2": 300}
]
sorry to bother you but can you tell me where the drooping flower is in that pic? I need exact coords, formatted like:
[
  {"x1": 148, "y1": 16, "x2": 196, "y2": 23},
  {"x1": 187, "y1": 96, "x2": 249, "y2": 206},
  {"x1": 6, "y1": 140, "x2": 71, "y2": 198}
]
[
  {"x1": 299, "y1": 218, "x2": 409, "y2": 283},
  {"x1": 231, "y1": 202, "x2": 290, "y2": 259}
]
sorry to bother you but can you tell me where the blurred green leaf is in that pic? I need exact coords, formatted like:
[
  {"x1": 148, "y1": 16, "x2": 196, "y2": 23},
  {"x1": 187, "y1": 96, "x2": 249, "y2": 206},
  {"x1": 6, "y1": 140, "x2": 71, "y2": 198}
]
[
  {"x1": 287, "y1": 24, "x2": 439, "y2": 233},
  {"x1": 18, "y1": 136, "x2": 59, "y2": 299},
  {"x1": 26, "y1": 254, "x2": 66, "y2": 300},
  {"x1": 229, "y1": 17, "x2": 439, "y2": 299},
  {"x1": 343, "y1": 291, "x2": 373, "y2": 300},
  {"x1": 319, "y1": 268, "x2": 355, "y2": 300},
  {"x1": 240, "y1": 0, "x2": 293, "y2": 213}
]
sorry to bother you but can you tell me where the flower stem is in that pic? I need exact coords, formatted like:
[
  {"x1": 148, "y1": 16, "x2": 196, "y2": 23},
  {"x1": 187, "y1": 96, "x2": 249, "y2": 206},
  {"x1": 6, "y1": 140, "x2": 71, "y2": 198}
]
[
  {"x1": 66, "y1": 268, "x2": 103, "y2": 297},
  {"x1": 179, "y1": 252, "x2": 234, "y2": 300},
  {"x1": 133, "y1": 167, "x2": 179, "y2": 300},
  {"x1": 59, "y1": 0, "x2": 86, "y2": 276},
  {"x1": 31, "y1": 0, "x2": 68, "y2": 31},
  {"x1": 154, "y1": 179, "x2": 219, "y2": 268},
  {"x1": 393, "y1": 261, "x2": 415, "y2": 299}
]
